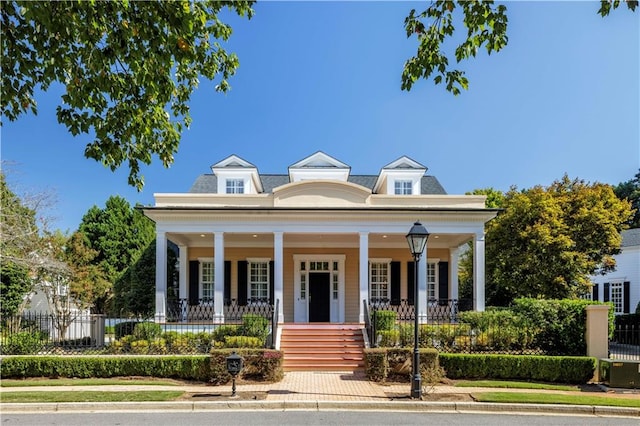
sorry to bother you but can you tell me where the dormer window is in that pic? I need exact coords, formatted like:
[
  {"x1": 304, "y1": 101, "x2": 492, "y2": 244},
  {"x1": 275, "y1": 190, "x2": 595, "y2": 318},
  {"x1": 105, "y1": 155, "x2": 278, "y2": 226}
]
[
  {"x1": 373, "y1": 156, "x2": 427, "y2": 195},
  {"x1": 211, "y1": 155, "x2": 262, "y2": 194},
  {"x1": 394, "y1": 180, "x2": 413, "y2": 195},
  {"x1": 226, "y1": 179, "x2": 244, "y2": 194}
]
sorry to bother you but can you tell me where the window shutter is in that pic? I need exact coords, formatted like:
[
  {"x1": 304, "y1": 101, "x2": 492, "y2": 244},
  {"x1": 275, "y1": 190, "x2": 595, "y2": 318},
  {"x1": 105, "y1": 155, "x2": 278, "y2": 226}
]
[
  {"x1": 407, "y1": 261, "x2": 415, "y2": 306},
  {"x1": 188, "y1": 261, "x2": 199, "y2": 305},
  {"x1": 390, "y1": 261, "x2": 401, "y2": 305},
  {"x1": 623, "y1": 281, "x2": 630, "y2": 314},
  {"x1": 237, "y1": 261, "x2": 248, "y2": 306},
  {"x1": 269, "y1": 261, "x2": 275, "y2": 304},
  {"x1": 592, "y1": 284, "x2": 599, "y2": 301},
  {"x1": 438, "y1": 261, "x2": 449, "y2": 305},
  {"x1": 224, "y1": 261, "x2": 231, "y2": 306},
  {"x1": 603, "y1": 283, "x2": 610, "y2": 302}
]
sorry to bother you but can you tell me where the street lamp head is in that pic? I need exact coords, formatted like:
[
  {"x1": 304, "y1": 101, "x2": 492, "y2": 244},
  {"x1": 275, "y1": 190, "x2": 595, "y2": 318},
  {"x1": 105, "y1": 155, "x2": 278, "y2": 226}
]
[{"x1": 406, "y1": 221, "x2": 430, "y2": 260}]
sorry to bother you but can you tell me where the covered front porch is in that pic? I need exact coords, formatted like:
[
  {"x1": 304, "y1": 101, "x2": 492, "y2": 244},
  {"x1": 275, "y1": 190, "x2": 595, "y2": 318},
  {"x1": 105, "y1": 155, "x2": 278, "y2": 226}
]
[{"x1": 152, "y1": 222, "x2": 488, "y2": 326}]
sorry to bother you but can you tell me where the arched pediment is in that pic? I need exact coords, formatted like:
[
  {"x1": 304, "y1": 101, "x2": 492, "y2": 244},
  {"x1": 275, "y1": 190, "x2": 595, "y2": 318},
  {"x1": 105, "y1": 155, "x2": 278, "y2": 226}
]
[{"x1": 273, "y1": 180, "x2": 371, "y2": 207}]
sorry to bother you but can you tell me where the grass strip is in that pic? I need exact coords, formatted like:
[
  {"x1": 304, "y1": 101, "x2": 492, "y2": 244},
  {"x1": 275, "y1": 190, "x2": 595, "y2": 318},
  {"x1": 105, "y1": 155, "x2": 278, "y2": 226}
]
[
  {"x1": 1, "y1": 378, "x2": 180, "y2": 387},
  {"x1": 472, "y1": 392, "x2": 640, "y2": 408},
  {"x1": 455, "y1": 380, "x2": 578, "y2": 391},
  {"x1": 0, "y1": 391, "x2": 184, "y2": 403}
]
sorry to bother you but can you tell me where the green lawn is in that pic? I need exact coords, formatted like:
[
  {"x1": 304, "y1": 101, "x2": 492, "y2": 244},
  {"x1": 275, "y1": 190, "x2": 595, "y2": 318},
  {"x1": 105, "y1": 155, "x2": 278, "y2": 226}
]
[
  {"x1": 1, "y1": 378, "x2": 180, "y2": 387},
  {"x1": 455, "y1": 380, "x2": 578, "y2": 392},
  {"x1": 0, "y1": 391, "x2": 184, "y2": 403},
  {"x1": 472, "y1": 392, "x2": 640, "y2": 408}
]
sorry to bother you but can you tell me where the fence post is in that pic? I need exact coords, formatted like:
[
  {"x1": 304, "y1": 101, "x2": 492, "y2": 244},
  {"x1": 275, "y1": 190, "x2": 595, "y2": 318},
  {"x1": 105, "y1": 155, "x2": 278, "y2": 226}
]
[
  {"x1": 586, "y1": 305, "x2": 610, "y2": 381},
  {"x1": 91, "y1": 314, "x2": 106, "y2": 347}
]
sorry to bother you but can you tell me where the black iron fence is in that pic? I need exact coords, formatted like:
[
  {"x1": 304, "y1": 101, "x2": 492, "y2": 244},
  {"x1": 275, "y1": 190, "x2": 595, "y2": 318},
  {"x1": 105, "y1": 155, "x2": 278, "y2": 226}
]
[
  {"x1": 368, "y1": 298, "x2": 472, "y2": 323},
  {"x1": 366, "y1": 299, "x2": 543, "y2": 355},
  {"x1": 166, "y1": 298, "x2": 275, "y2": 323},
  {"x1": 1, "y1": 303, "x2": 276, "y2": 355},
  {"x1": 609, "y1": 324, "x2": 640, "y2": 361}
]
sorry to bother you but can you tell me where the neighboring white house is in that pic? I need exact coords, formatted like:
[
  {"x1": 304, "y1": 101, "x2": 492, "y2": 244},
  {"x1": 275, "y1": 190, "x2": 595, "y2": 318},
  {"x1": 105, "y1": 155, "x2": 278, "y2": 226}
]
[
  {"x1": 142, "y1": 152, "x2": 499, "y2": 325},
  {"x1": 23, "y1": 282, "x2": 92, "y2": 340},
  {"x1": 591, "y1": 228, "x2": 640, "y2": 315}
]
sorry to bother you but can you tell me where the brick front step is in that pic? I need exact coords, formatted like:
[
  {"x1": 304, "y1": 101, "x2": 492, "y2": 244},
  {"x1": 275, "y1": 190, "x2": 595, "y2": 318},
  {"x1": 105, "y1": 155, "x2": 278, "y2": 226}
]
[{"x1": 280, "y1": 324, "x2": 365, "y2": 372}]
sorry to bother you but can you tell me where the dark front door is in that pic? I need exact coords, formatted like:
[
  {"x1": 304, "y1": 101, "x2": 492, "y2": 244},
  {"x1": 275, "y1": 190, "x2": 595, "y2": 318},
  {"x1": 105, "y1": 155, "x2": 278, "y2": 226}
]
[{"x1": 309, "y1": 272, "x2": 330, "y2": 322}]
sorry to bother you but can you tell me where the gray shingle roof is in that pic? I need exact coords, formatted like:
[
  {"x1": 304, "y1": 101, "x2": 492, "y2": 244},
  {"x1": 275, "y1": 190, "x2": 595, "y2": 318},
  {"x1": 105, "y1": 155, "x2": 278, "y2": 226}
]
[
  {"x1": 189, "y1": 174, "x2": 447, "y2": 195},
  {"x1": 622, "y1": 228, "x2": 640, "y2": 248}
]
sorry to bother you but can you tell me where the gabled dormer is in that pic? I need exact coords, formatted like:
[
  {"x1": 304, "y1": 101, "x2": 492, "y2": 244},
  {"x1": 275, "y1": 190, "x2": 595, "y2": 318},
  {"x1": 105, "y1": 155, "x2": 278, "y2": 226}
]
[
  {"x1": 211, "y1": 155, "x2": 263, "y2": 194},
  {"x1": 288, "y1": 151, "x2": 351, "y2": 183},
  {"x1": 373, "y1": 156, "x2": 427, "y2": 195}
]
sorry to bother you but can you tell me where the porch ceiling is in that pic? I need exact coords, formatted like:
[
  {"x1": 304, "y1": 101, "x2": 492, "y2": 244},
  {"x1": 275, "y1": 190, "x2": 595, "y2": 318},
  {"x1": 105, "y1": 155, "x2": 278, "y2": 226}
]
[{"x1": 167, "y1": 231, "x2": 471, "y2": 249}]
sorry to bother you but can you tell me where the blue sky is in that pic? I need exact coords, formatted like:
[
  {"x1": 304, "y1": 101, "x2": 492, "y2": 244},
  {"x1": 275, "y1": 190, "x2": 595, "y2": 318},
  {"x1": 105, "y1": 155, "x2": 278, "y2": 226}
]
[{"x1": 2, "y1": 1, "x2": 639, "y2": 233}]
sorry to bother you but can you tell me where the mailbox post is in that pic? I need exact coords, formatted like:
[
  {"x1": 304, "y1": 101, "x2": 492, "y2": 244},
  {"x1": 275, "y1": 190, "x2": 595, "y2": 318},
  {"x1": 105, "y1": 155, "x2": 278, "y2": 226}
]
[{"x1": 226, "y1": 351, "x2": 243, "y2": 397}]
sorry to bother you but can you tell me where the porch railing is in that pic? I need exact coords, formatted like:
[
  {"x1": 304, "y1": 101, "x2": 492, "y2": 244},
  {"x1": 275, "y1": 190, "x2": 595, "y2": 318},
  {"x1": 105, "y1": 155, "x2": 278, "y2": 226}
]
[
  {"x1": 166, "y1": 298, "x2": 274, "y2": 323},
  {"x1": 368, "y1": 298, "x2": 471, "y2": 323},
  {"x1": 270, "y1": 299, "x2": 280, "y2": 349},
  {"x1": 363, "y1": 299, "x2": 373, "y2": 347}
]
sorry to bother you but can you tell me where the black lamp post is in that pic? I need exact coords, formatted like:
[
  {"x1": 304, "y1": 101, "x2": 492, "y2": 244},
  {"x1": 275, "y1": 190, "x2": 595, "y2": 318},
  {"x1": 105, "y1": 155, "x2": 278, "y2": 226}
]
[
  {"x1": 406, "y1": 221, "x2": 430, "y2": 399},
  {"x1": 226, "y1": 351, "x2": 243, "y2": 397}
]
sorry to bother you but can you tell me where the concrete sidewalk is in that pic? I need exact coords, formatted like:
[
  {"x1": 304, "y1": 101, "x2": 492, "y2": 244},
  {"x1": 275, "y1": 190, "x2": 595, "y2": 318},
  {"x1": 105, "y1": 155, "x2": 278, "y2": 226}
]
[{"x1": 2, "y1": 371, "x2": 639, "y2": 417}]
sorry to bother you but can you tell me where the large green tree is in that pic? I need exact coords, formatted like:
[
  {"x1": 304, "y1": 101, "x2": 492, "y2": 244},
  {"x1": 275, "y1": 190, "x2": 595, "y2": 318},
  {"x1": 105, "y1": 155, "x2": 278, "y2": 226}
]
[
  {"x1": 72, "y1": 195, "x2": 155, "y2": 312},
  {"x1": 0, "y1": 171, "x2": 49, "y2": 316},
  {"x1": 1, "y1": 0, "x2": 254, "y2": 189},
  {"x1": 614, "y1": 169, "x2": 640, "y2": 228},
  {"x1": 402, "y1": 0, "x2": 637, "y2": 94},
  {"x1": 485, "y1": 176, "x2": 632, "y2": 306},
  {"x1": 112, "y1": 240, "x2": 178, "y2": 318}
]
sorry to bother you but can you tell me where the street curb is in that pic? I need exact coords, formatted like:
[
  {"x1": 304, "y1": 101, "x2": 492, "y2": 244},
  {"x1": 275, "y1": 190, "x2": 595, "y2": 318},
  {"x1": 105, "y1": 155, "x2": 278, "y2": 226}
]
[{"x1": 1, "y1": 401, "x2": 638, "y2": 417}]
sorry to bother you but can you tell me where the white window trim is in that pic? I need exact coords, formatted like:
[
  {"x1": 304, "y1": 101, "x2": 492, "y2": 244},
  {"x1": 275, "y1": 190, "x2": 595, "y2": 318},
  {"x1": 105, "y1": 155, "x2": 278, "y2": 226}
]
[
  {"x1": 226, "y1": 178, "x2": 245, "y2": 194},
  {"x1": 394, "y1": 180, "x2": 413, "y2": 195},
  {"x1": 198, "y1": 257, "x2": 214, "y2": 302},
  {"x1": 369, "y1": 258, "x2": 392, "y2": 302},
  {"x1": 247, "y1": 258, "x2": 271, "y2": 302},
  {"x1": 426, "y1": 258, "x2": 439, "y2": 304},
  {"x1": 610, "y1": 281, "x2": 625, "y2": 315}
]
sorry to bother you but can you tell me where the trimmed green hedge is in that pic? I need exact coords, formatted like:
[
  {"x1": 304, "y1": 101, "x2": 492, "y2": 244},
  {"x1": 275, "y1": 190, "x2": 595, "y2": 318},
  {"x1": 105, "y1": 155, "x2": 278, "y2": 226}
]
[
  {"x1": 439, "y1": 354, "x2": 596, "y2": 384},
  {"x1": 0, "y1": 356, "x2": 211, "y2": 381},
  {"x1": 364, "y1": 348, "x2": 444, "y2": 383},
  {"x1": 209, "y1": 349, "x2": 283, "y2": 384},
  {"x1": 1, "y1": 350, "x2": 285, "y2": 384}
]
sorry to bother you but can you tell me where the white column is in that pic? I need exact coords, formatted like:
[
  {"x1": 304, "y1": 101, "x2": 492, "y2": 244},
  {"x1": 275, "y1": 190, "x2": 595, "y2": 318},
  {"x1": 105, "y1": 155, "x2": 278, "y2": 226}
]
[
  {"x1": 359, "y1": 232, "x2": 369, "y2": 323},
  {"x1": 418, "y1": 255, "x2": 428, "y2": 324},
  {"x1": 178, "y1": 244, "x2": 188, "y2": 321},
  {"x1": 450, "y1": 247, "x2": 460, "y2": 300},
  {"x1": 274, "y1": 232, "x2": 285, "y2": 323},
  {"x1": 473, "y1": 233, "x2": 486, "y2": 312},
  {"x1": 155, "y1": 230, "x2": 167, "y2": 322},
  {"x1": 214, "y1": 232, "x2": 225, "y2": 323}
]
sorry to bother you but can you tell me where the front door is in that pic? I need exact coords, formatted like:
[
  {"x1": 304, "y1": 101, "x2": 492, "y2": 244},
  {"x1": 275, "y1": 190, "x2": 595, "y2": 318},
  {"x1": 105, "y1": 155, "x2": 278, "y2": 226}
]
[{"x1": 309, "y1": 272, "x2": 330, "y2": 322}]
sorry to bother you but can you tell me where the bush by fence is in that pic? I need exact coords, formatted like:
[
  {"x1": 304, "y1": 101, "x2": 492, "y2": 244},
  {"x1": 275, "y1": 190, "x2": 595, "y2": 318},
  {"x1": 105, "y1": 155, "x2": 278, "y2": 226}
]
[
  {"x1": 1, "y1": 350, "x2": 284, "y2": 383},
  {"x1": 368, "y1": 298, "x2": 614, "y2": 356},
  {"x1": 364, "y1": 348, "x2": 443, "y2": 383},
  {"x1": 0, "y1": 355, "x2": 212, "y2": 381},
  {"x1": 209, "y1": 349, "x2": 283, "y2": 384},
  {"x1": 439, "y1": 354, "x2": 597, "y2": 384}
]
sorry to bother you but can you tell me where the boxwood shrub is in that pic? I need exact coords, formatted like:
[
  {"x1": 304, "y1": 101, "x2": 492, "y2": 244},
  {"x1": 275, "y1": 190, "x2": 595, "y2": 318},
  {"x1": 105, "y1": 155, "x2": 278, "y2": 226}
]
[
  {"x1": 364, "y1": 348, "x2": 443, "y2": 383},
  {"x1": 0, "y1": 355, "x2": 211, "y2": 381},
  {"x1": 439, "y1": 353, "x2": 596, "y2": 384}
]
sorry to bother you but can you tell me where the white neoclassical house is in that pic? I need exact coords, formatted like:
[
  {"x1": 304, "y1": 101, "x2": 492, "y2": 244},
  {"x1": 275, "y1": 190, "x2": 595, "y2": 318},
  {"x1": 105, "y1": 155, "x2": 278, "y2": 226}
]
[
  {"x1": 142, "y1": 152, "x2": 499, "y2": 325},
  {"x1": 591, "y1": 228, "x2": 640, "y2": 315}
]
